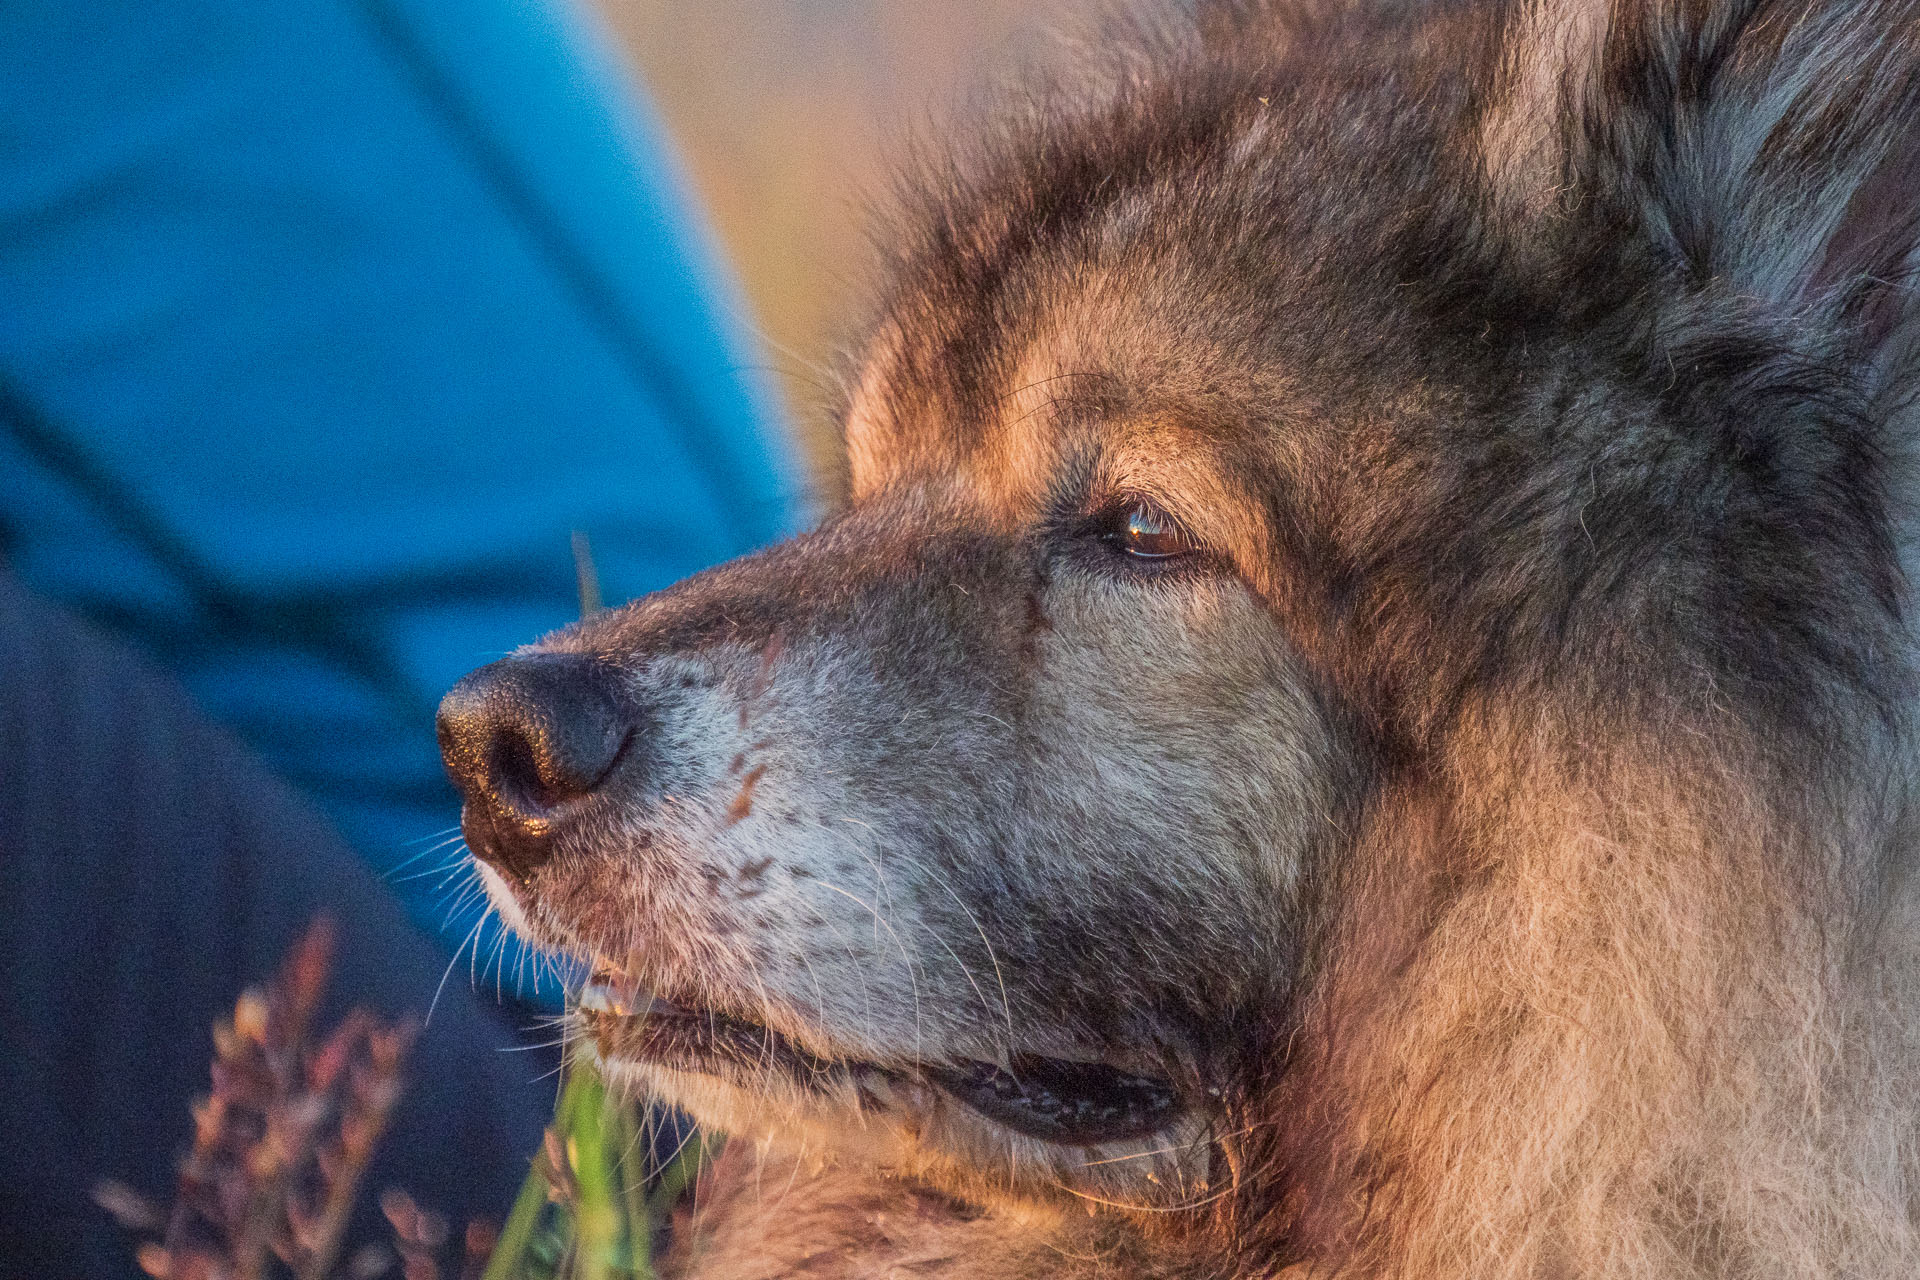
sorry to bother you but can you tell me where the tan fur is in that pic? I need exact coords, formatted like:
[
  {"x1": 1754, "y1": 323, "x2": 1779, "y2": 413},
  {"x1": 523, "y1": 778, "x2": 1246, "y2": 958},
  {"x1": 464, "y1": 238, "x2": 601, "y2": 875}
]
[
  {"x1": 1479, "y1": 0, "x2": 1611, "y2": 217},
  {"x1": 1271, "y1": 706, "x2": 1920, "y2": 1277},
  {"x1": 662, "y1": 1144, "x2": 1191, "y2": 1280}
]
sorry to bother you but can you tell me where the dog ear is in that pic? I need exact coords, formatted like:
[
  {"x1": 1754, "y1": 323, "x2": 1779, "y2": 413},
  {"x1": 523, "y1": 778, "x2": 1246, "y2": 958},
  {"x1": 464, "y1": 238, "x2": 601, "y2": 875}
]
[{"x1": 1484, "y1": 0, "x2": 1920, "y2": 360}]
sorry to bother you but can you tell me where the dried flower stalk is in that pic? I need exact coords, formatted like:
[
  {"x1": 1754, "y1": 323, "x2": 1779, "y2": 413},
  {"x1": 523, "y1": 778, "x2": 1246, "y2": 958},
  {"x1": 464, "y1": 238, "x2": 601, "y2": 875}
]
[{"x1": 97, "y1": 917, "x2": 417, "y2": 1280}]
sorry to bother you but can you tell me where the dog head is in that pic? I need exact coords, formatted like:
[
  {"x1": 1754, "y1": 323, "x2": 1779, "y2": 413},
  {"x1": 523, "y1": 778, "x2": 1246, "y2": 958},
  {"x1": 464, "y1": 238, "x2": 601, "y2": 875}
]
[{"x1": 439, "y1": 0, "x2": 1920, "y2": 1257}]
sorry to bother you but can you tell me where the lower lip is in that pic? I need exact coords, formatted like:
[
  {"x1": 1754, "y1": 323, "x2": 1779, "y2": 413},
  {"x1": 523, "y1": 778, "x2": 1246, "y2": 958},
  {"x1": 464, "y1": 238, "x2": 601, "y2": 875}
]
[{"x1": 576, "y1": 984, "x2": 1183, "y2": 1146}]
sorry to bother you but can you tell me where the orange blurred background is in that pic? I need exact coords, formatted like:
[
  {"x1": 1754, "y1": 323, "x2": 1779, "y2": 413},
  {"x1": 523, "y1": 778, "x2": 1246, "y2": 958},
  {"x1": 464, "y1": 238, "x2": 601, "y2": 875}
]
[{"x1": 596, "y1": 0, "x2": 1087, "y2": 501}]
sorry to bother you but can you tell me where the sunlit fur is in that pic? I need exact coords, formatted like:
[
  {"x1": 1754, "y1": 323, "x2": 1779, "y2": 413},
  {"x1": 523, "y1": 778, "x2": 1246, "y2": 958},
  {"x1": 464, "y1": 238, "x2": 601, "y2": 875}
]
[{"x1": 471, "y1": 0, "x2": 1920, "y2": 1275}]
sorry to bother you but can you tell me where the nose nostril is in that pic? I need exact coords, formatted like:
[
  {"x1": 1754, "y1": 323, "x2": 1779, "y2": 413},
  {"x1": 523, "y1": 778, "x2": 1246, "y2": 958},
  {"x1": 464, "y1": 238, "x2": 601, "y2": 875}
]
[
  {"x1": 490, "y1": 725, "x2": 560, "y2": 814},
  {"x1": 483, "y1": 719, "x2": 631, "y2": 816}
]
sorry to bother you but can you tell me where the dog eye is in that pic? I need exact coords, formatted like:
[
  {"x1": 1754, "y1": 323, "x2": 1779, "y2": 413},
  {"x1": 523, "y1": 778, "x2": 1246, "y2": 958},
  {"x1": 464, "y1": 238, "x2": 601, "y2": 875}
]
[{"x1": 1104, "y1": 500, "x2": 1199, "y2": 562}]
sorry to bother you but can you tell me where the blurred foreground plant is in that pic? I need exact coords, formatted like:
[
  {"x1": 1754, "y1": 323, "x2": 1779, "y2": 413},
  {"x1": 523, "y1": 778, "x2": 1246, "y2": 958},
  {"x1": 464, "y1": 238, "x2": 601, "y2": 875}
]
[
  {"x1": 96, "y1": 915, "x2": 707, "y2": 1279},
  {"x1": 480, "y1": 1064, "x2": 708, "y2": 1280},
  {"x1": 95, "y1": 917, "x2": 418, "y2": 1280}
]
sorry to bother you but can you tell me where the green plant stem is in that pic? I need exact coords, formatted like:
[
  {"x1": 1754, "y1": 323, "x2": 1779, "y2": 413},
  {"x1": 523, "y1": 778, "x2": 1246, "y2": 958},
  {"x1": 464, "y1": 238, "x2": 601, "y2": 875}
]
[
  {"x1": 482, "y1": 1157, "x2": 556, "y2": 1280},
  {"x1": 567, "y1": 1071, "x2": 620, "y2": 1280},
  {"x1": 608, "y1": 1097, "x2": 654, "y2": 1279}
]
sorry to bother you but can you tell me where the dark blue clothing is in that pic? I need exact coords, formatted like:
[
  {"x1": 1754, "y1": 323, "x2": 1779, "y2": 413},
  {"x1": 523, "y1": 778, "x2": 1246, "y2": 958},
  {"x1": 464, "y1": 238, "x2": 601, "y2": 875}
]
[{"x1": 0, "y1": 570, "x2": 557, "y2": 1276}]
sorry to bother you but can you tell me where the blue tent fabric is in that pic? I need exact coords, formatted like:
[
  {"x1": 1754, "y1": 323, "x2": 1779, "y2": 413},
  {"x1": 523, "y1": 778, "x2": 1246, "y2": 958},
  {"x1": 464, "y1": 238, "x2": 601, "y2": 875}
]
[{"x1": 0, "y1": 0, "x2": 809, "y2": 988}]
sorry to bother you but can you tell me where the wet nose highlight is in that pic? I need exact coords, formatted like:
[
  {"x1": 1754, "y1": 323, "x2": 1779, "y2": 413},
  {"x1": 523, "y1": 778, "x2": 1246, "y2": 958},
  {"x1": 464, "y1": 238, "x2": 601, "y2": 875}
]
[{"x1": 437, "y1": 652, "x2": 632, "y2": 837}]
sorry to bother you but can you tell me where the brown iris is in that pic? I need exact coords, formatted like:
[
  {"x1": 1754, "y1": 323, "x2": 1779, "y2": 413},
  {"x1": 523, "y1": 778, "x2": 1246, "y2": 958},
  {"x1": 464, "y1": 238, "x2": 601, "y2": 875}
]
[{"x1": 1110, "y1": 500, "x2": 1197, "y2": 561}]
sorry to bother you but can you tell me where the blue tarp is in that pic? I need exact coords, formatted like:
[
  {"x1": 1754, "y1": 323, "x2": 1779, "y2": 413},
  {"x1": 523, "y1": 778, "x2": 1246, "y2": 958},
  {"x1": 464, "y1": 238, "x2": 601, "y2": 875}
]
[{"x1": 0, "y1": 0, "x2": 808, "y2": 991}]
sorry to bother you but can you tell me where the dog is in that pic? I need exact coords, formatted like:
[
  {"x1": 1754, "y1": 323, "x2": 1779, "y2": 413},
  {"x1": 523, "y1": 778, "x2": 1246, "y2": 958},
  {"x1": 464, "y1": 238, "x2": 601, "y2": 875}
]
[{"x1": 437, "y1": 0, "x2": 1920, "y2": 1274}]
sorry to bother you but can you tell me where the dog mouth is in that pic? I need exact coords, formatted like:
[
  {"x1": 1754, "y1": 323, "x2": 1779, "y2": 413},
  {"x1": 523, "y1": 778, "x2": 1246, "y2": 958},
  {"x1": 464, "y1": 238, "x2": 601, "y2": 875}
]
[{"x1": 578, "y1": 976, "x2": 1182, "y2": 1147}]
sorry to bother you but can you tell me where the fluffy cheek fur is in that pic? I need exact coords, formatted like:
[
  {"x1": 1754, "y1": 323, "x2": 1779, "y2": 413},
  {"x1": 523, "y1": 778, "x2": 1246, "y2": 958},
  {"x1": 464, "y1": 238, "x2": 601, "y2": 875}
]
[{"x1": 1247, "y1": 703, "x2": 1920, "y2": 1280}]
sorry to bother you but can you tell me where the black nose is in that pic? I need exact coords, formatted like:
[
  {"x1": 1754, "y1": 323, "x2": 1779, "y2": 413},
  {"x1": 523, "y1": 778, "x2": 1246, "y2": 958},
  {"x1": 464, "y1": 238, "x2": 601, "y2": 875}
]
[{"x1": 437, "y1": 653, "x2": 633, "y2": 879}]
